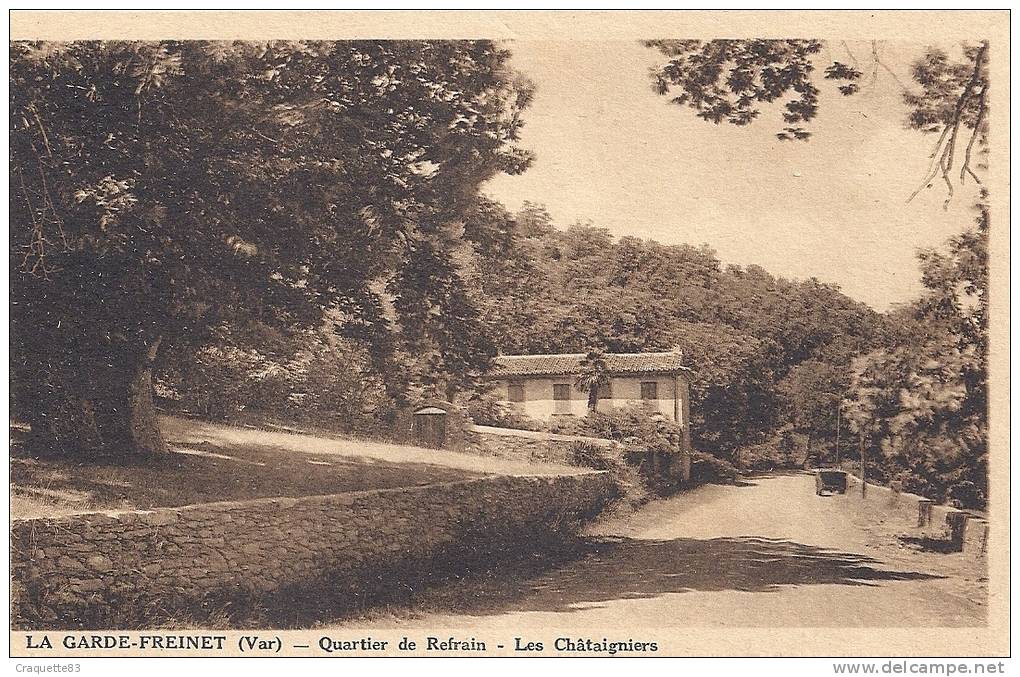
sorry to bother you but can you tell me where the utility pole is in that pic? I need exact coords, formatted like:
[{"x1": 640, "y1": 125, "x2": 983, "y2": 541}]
[
  {"x1": 859, "y1": 426, "x2": 867, "y2": 498},
  {"x1": 835, "y1": 402, "x2": 841, "y2": 466}
]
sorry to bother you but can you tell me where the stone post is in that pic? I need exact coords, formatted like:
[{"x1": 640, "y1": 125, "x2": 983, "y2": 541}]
[
  {"x1": 946, "y1": 510, "x2": 969, "y2": 552},
  {"x1": 917, "y1": 499, "x2": 934, "y2": 527},
  {"x1": 963, "y1": 520, "x2": 989, "y2": 555}
]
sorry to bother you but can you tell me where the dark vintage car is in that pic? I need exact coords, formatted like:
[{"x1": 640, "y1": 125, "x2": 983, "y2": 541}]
[{"x1": 815, "y1": 469, "x2": 849, "y2": 495}]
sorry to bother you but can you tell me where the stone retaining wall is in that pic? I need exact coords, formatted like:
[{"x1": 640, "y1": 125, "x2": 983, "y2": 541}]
[
  {"x1": 843, "y1": 473, "x2": 988, "y2": 554},
  {"x1": 463, "y1": 424, "x2": 618, "y2": 465},
  {"x1": 464, "y1": 426, "x2": 690, "y2": 495},
  {"x1": 11, "y1": 472, "x2": 617, "y2": 629}
]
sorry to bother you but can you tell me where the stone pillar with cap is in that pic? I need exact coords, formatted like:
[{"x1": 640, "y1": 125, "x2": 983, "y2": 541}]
[{"x1": 918, "y1": 498, "x2": 934, "y2": 527}]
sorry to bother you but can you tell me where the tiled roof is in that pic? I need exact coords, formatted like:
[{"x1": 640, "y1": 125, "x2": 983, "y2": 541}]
[{"x1": 492, "y1": 351, "x2": 689, "y2": 377}]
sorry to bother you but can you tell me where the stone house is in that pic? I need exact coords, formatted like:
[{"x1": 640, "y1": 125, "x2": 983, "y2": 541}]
[{"x1": 490, "y1": 350, "x2": 692, "y2": 428}]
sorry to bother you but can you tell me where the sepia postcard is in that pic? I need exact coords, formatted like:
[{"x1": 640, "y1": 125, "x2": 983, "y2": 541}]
[{"x1": 7, "y1": 9, "x2": 1011, "y2": 662}]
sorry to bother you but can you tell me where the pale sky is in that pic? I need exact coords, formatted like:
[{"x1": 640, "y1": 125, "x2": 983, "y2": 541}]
[{"x1": 482, "y1": 40, "x2": 982, "y2": 311}]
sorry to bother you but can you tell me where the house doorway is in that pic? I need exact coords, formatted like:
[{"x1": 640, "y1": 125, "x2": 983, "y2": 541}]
[{"x1": 412, "y1": 407, "x2": 448, "y2": 449}]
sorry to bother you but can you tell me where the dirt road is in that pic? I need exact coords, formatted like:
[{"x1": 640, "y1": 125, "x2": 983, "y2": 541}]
[{"x1": 358, "y1": 473, "x2": 987, "y2": 628}]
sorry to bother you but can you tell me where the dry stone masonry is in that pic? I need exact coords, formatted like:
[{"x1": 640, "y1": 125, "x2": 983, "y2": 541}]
[
  {"x1": 11, "y1": 472, "x2": 616, "y2": 629},
  {"x1": 463, "y1": 425, "x2": 619, "y2": 465}
]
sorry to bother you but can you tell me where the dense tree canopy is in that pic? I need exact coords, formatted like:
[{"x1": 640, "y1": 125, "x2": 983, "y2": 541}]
[
  {"x1": 10, "y1": 40, "x2": 532, "y2": 456},
  {"x1": 461, "y1": 201, "x2": 885, "y2": 459},
  {"x1": 777, "y1": 359, "x2": 849, "y2": 459},
  {"x1": 844, "y1": 199, "x2": 989, "y2": 507},
  {"x1": 643, "y1": 37, "x2": 991, "y2": 505}
]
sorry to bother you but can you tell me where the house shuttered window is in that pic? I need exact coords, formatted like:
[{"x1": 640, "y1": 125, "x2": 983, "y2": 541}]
[
  {"x1": 507, "y1": 383, "x2": 525, "y2": 403},
  {"x1": 640, "y1": 381, "x2": 658, "y2": 400},
  {"x1": 553, "y1": 383, "x2": 571, "y2": 413}
]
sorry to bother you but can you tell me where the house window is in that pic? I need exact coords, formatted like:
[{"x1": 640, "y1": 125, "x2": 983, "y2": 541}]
[
  {"x1": 640, "y1": 381, "x2": 659, "y2": 401},
  {"x1": 507, "y1": 383, "x2": 525, "y2": 403},
  {"x1": 597, "y1": 381, "x2": 612, "y2": 400},
  {"x1": 553, "y1": 383, "x2": 571, "y2": 413}
]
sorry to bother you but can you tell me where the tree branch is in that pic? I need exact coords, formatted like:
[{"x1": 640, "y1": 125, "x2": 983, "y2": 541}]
[
  {"x1": 908, "y1": 41, "x2": 988, "y2": 208},
  {"x1": 960, "y1": 84, "x2": 987, "y2": 185}
]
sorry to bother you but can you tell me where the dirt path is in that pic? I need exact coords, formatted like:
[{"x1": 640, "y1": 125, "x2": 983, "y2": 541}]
[
  {"x1": 352, "y1": 473, "x2": 987, "y2": 628},
  {"x1": 160, "y1": 416, "x2": 585, "y2": 477}
]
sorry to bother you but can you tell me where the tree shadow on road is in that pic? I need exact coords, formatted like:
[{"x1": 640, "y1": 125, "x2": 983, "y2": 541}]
[{"x1": 416, "y1": 535, "x2": 945, "y2": 617}]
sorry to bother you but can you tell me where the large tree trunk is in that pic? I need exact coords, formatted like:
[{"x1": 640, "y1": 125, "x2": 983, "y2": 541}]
[
  {"x1": 92, "y1": 336, "x2": 168, "y2": 458},
  {"x1": 25, "y1": 337, "x2": 168, "y2": 459},
  {"x1": 119, "y1": 337, "x2": 168, "y2": 457},
  {"x1": 13, "y1": 252, "x2": 171, "y2": 461}
]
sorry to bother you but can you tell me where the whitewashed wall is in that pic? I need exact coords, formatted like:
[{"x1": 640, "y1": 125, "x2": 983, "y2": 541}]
[{"x1": 494, "y1": 374, "x2": 683, "y2": 423}]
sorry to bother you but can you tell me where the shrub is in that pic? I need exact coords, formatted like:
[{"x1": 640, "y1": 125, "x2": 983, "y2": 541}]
[
  {"x1": 735, "y1": 427, "x2": 806, "y2": 471},
  {"x1": 464, "y1": 392, "x2": 545, "y2": 431},
  {"x1": 279, "y1": 338, "x2": 396, "y2": 437},
  {"x1": 947, "y1": 480, "x2": 984, "y2": 510},
  {"x1": 573, "y1": 404, "x2": 684, "y2": 455},
  {"x1": 568, "y1": 440, "x2": 650, "y2": 509},
  {"x1": 567, "y1": 404, "x2": 731, "y2": 495},
  {"x1": 161, "y1": 343, "x2": 292, "y2": 421},
  {"x1": 556, "y1": 404, "x2": 745, "y2": 491},
  {"x1": 690, "y1": 450, "x2": 738, "y2": 485},
  {"x1": 158, "y1": 327, "x2": 398, "y2": 438},
  {"x1": 569, "y1": 440, "x2": 619, "y2": 472}
]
